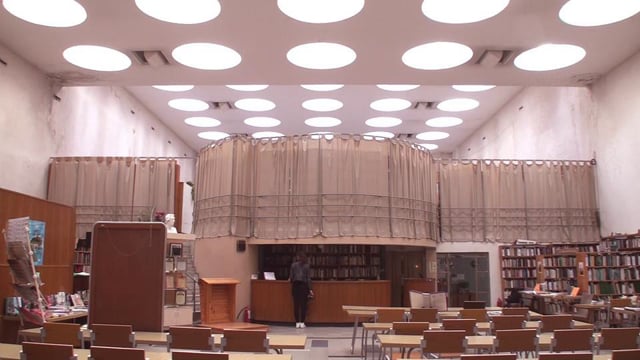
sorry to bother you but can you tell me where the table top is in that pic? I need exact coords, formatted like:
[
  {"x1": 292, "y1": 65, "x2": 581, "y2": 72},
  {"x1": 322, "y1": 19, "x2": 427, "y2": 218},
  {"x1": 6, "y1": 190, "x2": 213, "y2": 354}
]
[
  {"x1": 362, "y1": 319, "x2": 592, "y2": 332},
  {"x1": 2, "y1": 311, "x2": 87, "y2": 323}
]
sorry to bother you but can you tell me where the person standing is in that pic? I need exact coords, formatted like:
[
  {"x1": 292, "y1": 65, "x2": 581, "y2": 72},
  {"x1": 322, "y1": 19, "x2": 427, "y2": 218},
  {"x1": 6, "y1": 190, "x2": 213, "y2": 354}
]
[{"x1": 290, "y1": 252, "x2": 313, "y2": 328}]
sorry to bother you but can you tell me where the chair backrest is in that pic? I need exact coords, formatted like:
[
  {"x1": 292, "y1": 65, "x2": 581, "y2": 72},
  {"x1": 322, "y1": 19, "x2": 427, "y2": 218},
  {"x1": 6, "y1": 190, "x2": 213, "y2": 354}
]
[
  {"x1": 501, "y1": 307, "x2": 530, "y2": 319},
  {"x1": 538, "y1": 352, "x2": 592, "y2": 360},
  {"x1": 442, "y1": 318, "x2": 477, "y2": 336},
  {"x1": 421, "y1": 330, "x2": 467, "y2": 356},
  {"x1": 41, "y1": 322, "x2": 84, "y2": 348},
  {"x1": 221, "y1": 329, "x2": 269, "y2": 353},
  {"x1": 550, "y1": 328, "x2": 594, "y2": 352},
  {"x1": 599, "y1": 327, "x2": 640, "y2": 351},
  {"x1": 610, "y1": 298, "x2": 632, "y2": 308},
  {"x1": 491, "y1": 315, "x2": 525, "y2": 334},
  {"x1": 409, "y1": 308, "x2": 438, "y2": 322},
  {"x1": 493, "y1": 329, "x2": 538, "y2": 354},
  {"x1": 375, "y1": 308, "x2": 406, "y2": 323},
  {"x1": 573, "y1": 293, "x2": 593, "y2": 318},
  {"x1": 540, "y1": 314, "x2": 573, "y2": 332},
  {"x1": 463, "y1": 301, "x2": 486, "y2": 309},
  {"x1": 459, "y1": 308, "x2": 488, "y2": 322},
  {"x1": 88, "y1": 346, "x2": 145, "y2": 360},
  {"x1": 167, "y1": 326, "x2": 214, "y2": 351},
  {"x1": 172, "y1": 352, "x2": 230, "y2": 360},
  {"x1": 409, "y1": 290, "x2": 425, "y2": 308},
  {"x1": 460, "y1": 355, "x2": 517, "y2": 360},
  {"x1": 392, "y1": 322, "x2": 430, "y2": 335},
  {"x1": 612, "y1": 349, "x2": 640, "y2": 360},
  {"x1": 20, "y1": 341, "x2": 76, "y2": 360},
  {"x1": 90, "y1": 323, "x2": 135, "y2": 347}
]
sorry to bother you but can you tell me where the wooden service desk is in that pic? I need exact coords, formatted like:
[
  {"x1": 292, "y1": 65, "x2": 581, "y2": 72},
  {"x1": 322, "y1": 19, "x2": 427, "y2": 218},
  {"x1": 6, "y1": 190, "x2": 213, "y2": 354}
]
[{"x1": 251, "y1": 280, "x2": 391, "y2": 324}]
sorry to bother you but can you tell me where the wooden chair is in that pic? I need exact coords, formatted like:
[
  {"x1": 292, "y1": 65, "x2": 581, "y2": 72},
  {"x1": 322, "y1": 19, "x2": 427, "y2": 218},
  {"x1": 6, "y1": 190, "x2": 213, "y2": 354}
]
[
  {"x1": 493, "y1": 329, "x2": 538, "y2": 358},
  {"x1": 167, "y1": 326, "x2": 215, "y2": 352},
  {"x1": 597, "y1": 327, "x2": 640, "y2": 354},
  {"x1": 459, "y1": 309, "x2": 488, "y2": 322},
  {"x1": 571, "y1": 293, "x2": 593, "y2": 323},
  {"x1": 220, "y1": 329, "x2": 269, "y2": 353},
  {"x1": 442, "y1": 318, "x2": 477, "y2": 336},
  {"x1": 375, "y1": 308, "x2": 407, "y2": 323},
  {"x1": 420, "y1": 330, "x2": 467, "y2": 359},
  {"x1": 540, "y1": 314, "x2": 573, "y2": 333},
  {"x1": 460, "y1": 355, "x2": 517, "y2": 360},
  {"x1": 612, "y1": 349, "x2": 640, "y2": 360},
  {"x1": 88, "y1": 346, "x2": 145, "y2": 360},
  {"x1": 40, "y1": 322, "x2": 84, "y2": 348},
  {"x1": 172, "y1": 352, "x2": 230, "y2": 360},
  {"x1": 490, "y1": 315, "x2": 525, "y2": 334},
  {"x1": 20, "y1": 341, "x2": 77, "y2": 360},
  {"x1": 391, "y1": 322, "x2": 430, "y2": 357},
  {"x1": 537, "y1": 352, "x2": 592, "y2": 360},
  {"x1": 501, "y1": 307, "x2": 530, "y2": 320},
  {"x1": 90, "y1": 323, "x2": 135, "y2": 347},
  {"x1": 409, "y1": 308, "x2": 438, "y2": 322},
  {"x1": 610, "y1": 297, "x2": 633, "y2": 327},
  {"x1": 549, "y1": 328, "x2": 594, "y2": 352}
]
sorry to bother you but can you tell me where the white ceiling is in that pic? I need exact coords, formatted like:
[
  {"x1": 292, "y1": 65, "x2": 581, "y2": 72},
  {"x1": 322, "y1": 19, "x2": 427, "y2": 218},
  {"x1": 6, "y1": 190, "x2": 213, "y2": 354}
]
[{"x1": 1, "y1": 0, "x2": 639, "y2": 152}]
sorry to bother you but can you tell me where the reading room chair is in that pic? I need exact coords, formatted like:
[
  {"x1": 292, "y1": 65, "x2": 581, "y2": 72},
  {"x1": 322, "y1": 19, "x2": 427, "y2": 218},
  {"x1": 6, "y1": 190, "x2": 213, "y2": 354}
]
[
  {"x1": 220, "y1": 329, "x2": 270, "y2": 353},
  {"x1": 492, "y1": 329, "x2": 539, "y2": 358},
  {"x1": 611, "y1": 349, "x2": 640, "y2": 360},
  {"x1": 420, "y1": 330, "x2": 467, "y2": 359},
  {"x1": 409, "y1": 308, "x2": 438, "y2": 323},
  {"x1": 460, "y1": 355, "x2": 517, "y2": 360},
  {"x1": 597, "y1": 327, "x2": 640, "y2": 354},
  {"x1": 172, "y1": 352, "x2": 230, "y2": 360},
  {"x1": 540, "y1": 314, "x2": 573, "y2": 333},
  {"x1": 549, "y1": 328, "x2": 594, "y2": 352},
  {"x1": 20, "y1": 341, "x2": 77, "y2": 360},
  {"x1": 501, "y1": 307, "x2": 530, "y2": 320},
  {"x1": 391, "y1": 322, "x2": 430, "y2": 358},
  {"x1": 88, "y1": 346, "x2": 145, "y2": 360},
  {"x1": 442, "y1": 318, "x2": 477, "y2": 336},
  {"x1": 375, "y1": 308, "x2": 407, "y2": 323},
  {"x1": 490, "y1": 315, "x2": 526, "y2": 334},
  {"x1": 40, "y1": 322, "x2": 84, "y2": 348},
  {"x1": 90, "y1": 323, "x2": 135, "y2": 347},
  {"x1": 459, "y1": 309, "x2": 488, "y2": 322},
  {"x1": 537, "y1": 352, "x2": 592, "y2": 360},
  {"x1": 167, "y1": 326, "x2": 215, "y2": 352}
]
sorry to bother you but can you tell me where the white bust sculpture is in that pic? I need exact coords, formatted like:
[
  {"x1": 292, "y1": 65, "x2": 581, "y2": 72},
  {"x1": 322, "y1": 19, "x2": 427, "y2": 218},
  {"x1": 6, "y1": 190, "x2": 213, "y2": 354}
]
[{"x1": 164, "y1": 213, "x2": 178, "y2": 233}]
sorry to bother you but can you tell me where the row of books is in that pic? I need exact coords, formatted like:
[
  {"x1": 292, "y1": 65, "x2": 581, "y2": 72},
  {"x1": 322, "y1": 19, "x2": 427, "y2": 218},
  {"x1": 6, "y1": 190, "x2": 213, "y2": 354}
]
[
  {"x1": 502, "y1": 279, "x2": 536, "y2": 289},
  {"x1": 541, "y1": 257, "x2": 577, "y2": 267},
  {"x1": 501, "y1": 258, "x2": 537, "y2": 268},
  {"x1": 587, "y1": 267, "x2": 640, "y2": 281},
  {"x1": 272, "y1": 267, "x2": 381, "y2": 280},
  {"x1": 587, "y1": 281, "x2": 640, "y2": 295},
  {"x1": 501, "y1": 247, "x2": 548, "y2": 257},
  {"x1": 586, "y1": 254, "x2": 640, "y2": 267},
  {"x1": 501, "y1": 269, "x2": 535, "y2": 278},
  {"x1": 74, "y1": 251, "x2": 91, "y2": 265},
  {"x1": 541, "y1": 280, "x2": 573, "y2": 292},
  {"x1": 543, "y1": 268, "x2": 576, "y2": 279}
]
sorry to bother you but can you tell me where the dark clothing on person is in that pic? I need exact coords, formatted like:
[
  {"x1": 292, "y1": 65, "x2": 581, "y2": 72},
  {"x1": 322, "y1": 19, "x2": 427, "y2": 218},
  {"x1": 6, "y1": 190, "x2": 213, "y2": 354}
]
[{"x1": 290, "y1": 259, "x2": 312, "y2": 323}]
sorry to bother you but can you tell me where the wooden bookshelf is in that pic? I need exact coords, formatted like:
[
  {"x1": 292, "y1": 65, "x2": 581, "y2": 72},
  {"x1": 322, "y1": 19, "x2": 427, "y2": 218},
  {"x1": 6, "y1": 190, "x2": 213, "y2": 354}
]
[
  {"x1": 499, "y1": 244, "x2": 549, "y2": 298},
  {"x1": 586, "y1": 232, "x2": 640, "y2": 296}
]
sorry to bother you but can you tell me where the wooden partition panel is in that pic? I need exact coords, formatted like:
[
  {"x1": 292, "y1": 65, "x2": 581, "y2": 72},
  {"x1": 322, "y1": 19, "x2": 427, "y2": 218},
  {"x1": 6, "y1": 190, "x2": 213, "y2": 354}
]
[{"x1": 89, "y1": 222, "x2": 166, "y2": 331}]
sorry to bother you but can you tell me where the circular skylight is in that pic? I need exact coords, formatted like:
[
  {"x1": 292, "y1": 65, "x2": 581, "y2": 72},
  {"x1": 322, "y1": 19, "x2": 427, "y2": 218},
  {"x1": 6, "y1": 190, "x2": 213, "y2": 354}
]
[
  {"x1": 153, "y1": 85, "x2": 194, "y2": 92},
  {"x1": 234, "y1": 98, "x2": 276, "y2": 112},
  {"x1": 172, "y1": 43, "x2": 241, "y2": 70},
  {"x1": 363, "y1": 131, "x2": 395, "y2": 139},
  {"x1": 426, "y1": 116, "x2": 463, "y2": 127},
  {"x1": 305, "y1": 117, "x2": 342, "y2": 128},
  {"x1": 437, "y1": 98, "x2": 479, "y2": 112},
  {"x1": 301, "y1": 84, "x2": 344, "y2": 91},
  {"x1": 244, "y1": 117, "x2": 281, "y2": 128},
  {"x1": 419, "y1": 143, "x2": 439, "y2": 150},
  {"x1": 226, "y1": 85, "x2": 269, "y2": 91},
  {"x1": 185, "y1": 117, "x2": 221, "y2": 127},
  {"x1": 3, "y1": 0, "x2": 87, "y2": 27},
  {"x1": 277, "y1": 0, "x2": 364, "y2": 23},
  {"x1": 287, "y1": 42, "x2": 357, "y2": 70},
  {"x1": 63, "y1": 45, "x2": 131, "y2": 71},
  {"x1": 252, "y1": 131, "x2": 284, "y2": 139},
  {"x1": 370, "y1": 98, "x2": 412, "y2": 112},
  {"x1": 135, "y1": 0, "x2": 221, "y2": 24},
  {"x1": 198, "y1": 131, "x2": 229, "y2": 141},
  {"x1": 365, "y1": 117, "x2": 403, "y2": 128},
  {"x1": 559, "y1": 0, "x2": 640, "y2": 27},
  {"x1": 309, "y1": 132, "x2": 335, "y2": 140},
  {"x1": 402, "y1": 42, "x2": 473, "y2": 70},
  {"x1": 514, "y1": 44, "x2": 586, "y2": 71},
  {"x1": 416, "y1": 131, "x2": 450, "y2": 141},
  {"x1": 452, "y1": 85, "x2": 496, "y2": 92},
  {"x1": 377, "y1": 84, "x2": 420, "y2": 91},
  {"x1": 168, "y1": 98, "x2": 209, "y2": 111},
  {"x1": 421, "y1": 0, "x2": 510, "y2": 24},
  {"x1": 302, "y1": 98, "x2": 344, "y2": 112}
]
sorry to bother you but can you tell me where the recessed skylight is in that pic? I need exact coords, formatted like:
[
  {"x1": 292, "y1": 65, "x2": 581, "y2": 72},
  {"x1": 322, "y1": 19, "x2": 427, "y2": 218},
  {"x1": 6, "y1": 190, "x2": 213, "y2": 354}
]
[
  {"x1": 305, "y1": 117, "x2": 342, "y2": 128},
  {"x1": 63, "y1": 45, "x2": 131, "y2": 72},
  {"x1": 437, "y1": 98, "x2": 479, "y2": 112},
  {"x1": 198, "y1": 131, "x2": 229, "y2": 141},
  {"x1": 419, "y1": 143, "x2": 439, "y2": 151},
  {"x1": 426, "y1": 116, "x2": 463, "y2": 127},
  {"x1": 416, "y1": 131, "x2": 450, "y2": 141},
  {"x1": 287, "y1": 42, "x2": 357, "y2": 70},
  {"x1": 559, "y1": 0, "x2": 640, "y2": 27},
  {"x1": 153, "y1": 85, "x2": 194, "y2": 92},
  {"x1": 514, "y1": 44, "x2": 586, "y2": 71},
  {"x1": 363, "y1": 131, "x2": 395, "y2": 139},
  {"x1": 422, "y1": 0, "x2": 510, "y2": 24},
  {"x1": 235, "y1": 98, "x2": 276, "y2": 112},
  {"x1": 376, "y1": 84, "x2": 420, "y2": 91},
  {"x1": 252, "y1": 131, "x2": 284, "y2": 139},
  {"x1": 172, "y1": 43, "x2": 241, "y2": 70},
  {"x1": 277, "y1": 0, "x2": 364, "y2": 23},
  {"x1": 3, "y1": 0, "x2": 87, "y2": 27},
  {"x1": 452, "y1": 85, "x2": 496, "y2": 92},
  {"x1": 402, "y1": 42, "x2": 473, "y2": 70},
  {"x1": 226, "y1": 85, "x2": 269, "y2": 91},
  {"x1": 135, "y1": 0, "x2": 221, "y2": 24},
  {"x1": 365, "y1": 117, "x2": 403, "y2": 128},
  {"x1": 302, "y1": 98, "x2": 344, "y2": 112},
  {"x1": 370, "y1": 98, "x2": 412, "y2": 112},
  {"x1": 168, "y1": 98, "x2": 209, "y2": 112},
  {"x1": 244, "y1": 117, "x2": 281, "y2": 128},
  {"x1": 185, "y1": 117, "x2": 221, "y2": 127},
  {"x1": 301, "y1": 84, "x2": 344, "y2": 91}
]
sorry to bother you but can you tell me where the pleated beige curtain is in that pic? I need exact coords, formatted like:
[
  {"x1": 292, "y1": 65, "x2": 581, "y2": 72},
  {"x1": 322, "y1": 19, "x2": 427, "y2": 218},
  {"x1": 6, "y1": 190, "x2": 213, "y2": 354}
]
[{"x1": 439, "y1": 161, "x2": 484, "y2": 242}]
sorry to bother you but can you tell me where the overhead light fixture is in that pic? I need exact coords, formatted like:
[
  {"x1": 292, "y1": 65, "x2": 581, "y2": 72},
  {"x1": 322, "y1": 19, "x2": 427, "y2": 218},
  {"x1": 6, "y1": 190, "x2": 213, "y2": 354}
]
[
  {"x1": 370, "y1": 98, "x2": 412, "y2": 112},
  {"x1": 437, "y1": 98, "x2": 479, "y2": 112},
  {"x1": 172, "y1": 43, "x2": 241, "y2": 70},
  {"x1": 421, "y1": 0, "x2": 510, "y2": 24},
  {"x1": 452, "y1": 85, "x2": 495, "y2": 92},
  {"x1": 559, "y1": 0, "x2": 640, "y2": 27},
  {"x1": 287, "y1": 42, "x2": 357, "y2": 70},
  {"x1": 416, "y1": 131, "x2": 449, "y2": 141},
  {"x1": 252, "y1": 131, "x2": 284, "y2": 139},
  {"x1": 226, "y1": 85, "x2": 269, "y2": 91},
  {"x1": 302, "y1": 98, "x2": 343, "y2": 112},
  {"x1": 309, "y1": 132, "x2": 335, "y2": 140},
  {"x1": 135, "y1": 0, "x2": 221, "y2": 24},
  {"x1": 301, "y1": 84, "x2": 344, "y2": 91},
  {"x1": 3, "y1": 0, "x2": 87, "y2": 27},
  {"x1": 419, "y1": 143, "x2": 439, "y2": 150},
  {"x1": 426, "y1": 116, "x2": 463, "y2": 127},
  {"x1": 234, "y1": 98, "x2": 276, "y2": 112},
  {"x1": 63, "y1": 45, "x2": 131, "y2": 71},
  {"x1": 402, "y1": 42, "x2": 473, "y2": 70},
  {"x1": 185, "y1": 117, "x2": 221, "y2": 127},
  {"x1": 514, "y1": 44, "x2": 586, "y2": 71},
  {"x1": 277, "y1": 0, "x2": 364, "y2": 23},
  {"x1": 244, "y1": 117, "x2": 281, "y2": 128},
  {"x1": 377, "y1": 84, "x2": 420, "y2": 91},
  {"x1": 153, "y1": 85, "x2": 194, "y2": 92},
  {"x1": 198, "y1": 131, "x2": 229, "y2": 140},
  {"x1": 363, "y1": 131, "x2": 395, "y2": 139},
  {"x1": 365, "y1": 117, "x2": 403, "y2": 128},
  {"x1": 305, "y1": 117, "x2": 342, "y2": 128},
  {"x1": 168, "y1": 98, "x2": 209, "y2": 111}
]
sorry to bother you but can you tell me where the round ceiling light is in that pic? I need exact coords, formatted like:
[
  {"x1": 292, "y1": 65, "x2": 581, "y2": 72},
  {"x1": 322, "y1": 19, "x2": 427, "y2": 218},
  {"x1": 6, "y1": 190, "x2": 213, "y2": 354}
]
[
  {"x1": 305, "y1": 117, "x2": 342, "y2": 128},
  {"x1": 416, "y1": 131, "x2": 450, "y2": 141},
  {"x1": 135, "y1": 0, "x2": 221, "y2": 24},
  {"x1": 234, "y1": 98, "x2": 276, "y2": 112},
  {"x1": 244, "y1": 117, "x2": 281, "y2": 128},
  {"x1": 419, "y1": 143, "x2": 439, "y2": 150},
  {"x1": 302, "y1": 98, "x2": 343, "y2": 112},
  {"x1": 168, "y1": 98, "x2": 209, "y2": 111},
  {"x1": 3, "y1": 0, "x2": 87, "y2": 27},
  {"x1": 309, "y1": 132, "x2": 335, "y2": 140},
  {"x1": 402, "y1": 42, "x2": 473, "y2": 70},
  {"x1": 63, "y1": 45, "x2": 131, "y2": 71},
  {"x1": 437, "y1": 98, "x2": 479, "y2": 112},
  {"x1": 226, "y1": 85, "x2": 269, "y2": 91},
  {"x1": 514, "y1": 44, "x2": 586, "y2": 71},
  {"x1": 287, "y1": 42, "x2": 357, "y2": 70},
  {"x1": 421, "y1": 0, "x2": 510, "y2": 24},
  {"x1": 301, "y1": 84, "x2": 344, "y2": 91},
  {"x1": 426, "y1": 116, "x2": 463, "y2": 127},
  {"x1": 559, "y1": 0, "x2": 640, "y2": 27},
  {"x1": 370, "y1": 98, "x2": 412, "y2": 112},
  {"x1": 277, "y1": 0, "x2": 364, "y2": 23},
  {"x1": 185, "y1": 117, "x2": 221, "y2": 127},
  {"x1": 172, "y1": 43, "x2": 241, "y2": 70},
  {"x1": 376, "y1": 84, "x2": 420, "y2": 91},
  {"x1": 365, "y1": 117, "x2": 403, "y2": 128},
  {"x1": 452, "y1": 85, "x2": 496, "y2": 92},
  {"x1": 153, "y1": 85, "x2": 194, "y2": 92},
  {"x1": 363, "y1": 131, "x2": 395, "y2": 139},
  {"x1": 198, "y1": 131, "x2": 229, "y2": 141},
  {"x1": 252, "y1": 131, "x2": 284, "y2": 139}
]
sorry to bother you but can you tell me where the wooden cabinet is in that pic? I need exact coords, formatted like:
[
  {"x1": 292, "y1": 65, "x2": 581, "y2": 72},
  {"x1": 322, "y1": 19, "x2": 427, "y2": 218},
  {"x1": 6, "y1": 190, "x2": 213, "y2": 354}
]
[{"x1": 199, "y1": 278, "x2": 239, "y2": 325}]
